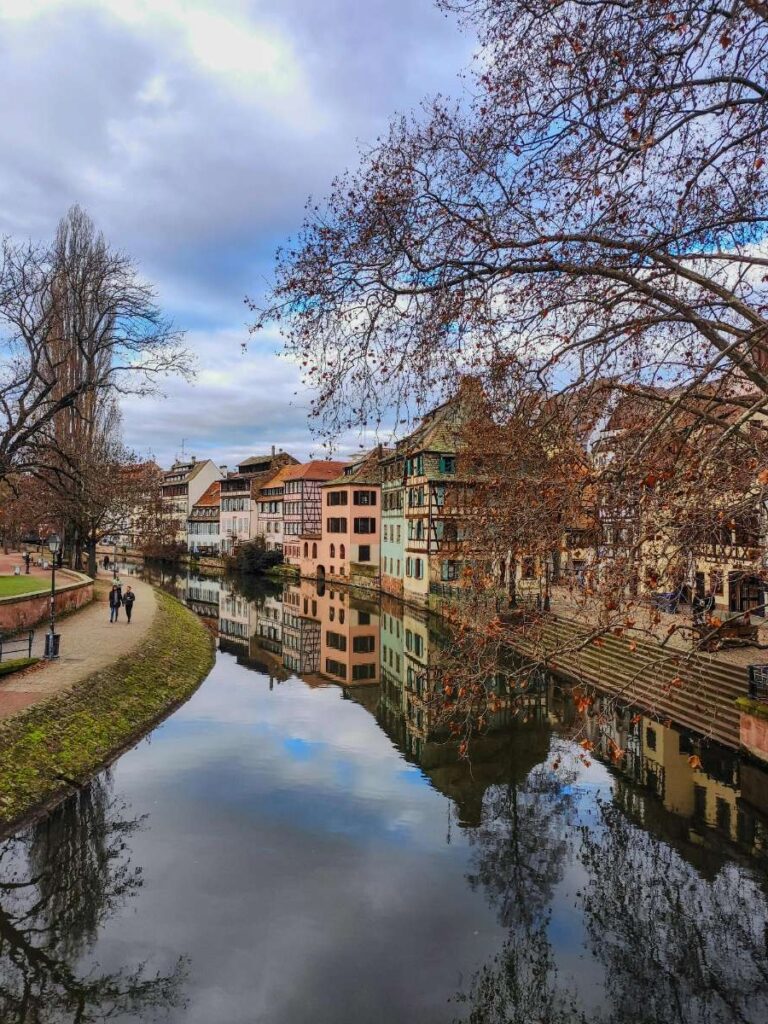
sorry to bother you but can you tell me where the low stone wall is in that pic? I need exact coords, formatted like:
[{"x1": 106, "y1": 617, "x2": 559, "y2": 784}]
[{"x1": 0, "y1": 571, "x2": 93, "y2": 631}]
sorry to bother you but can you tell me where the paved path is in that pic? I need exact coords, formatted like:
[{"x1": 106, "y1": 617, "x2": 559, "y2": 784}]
[{"x1": 0, "y1": 571, "x2": 157, "y2": 722}]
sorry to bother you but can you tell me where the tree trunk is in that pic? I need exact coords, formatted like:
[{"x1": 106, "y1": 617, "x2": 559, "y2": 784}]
[{"x1": 87, "y1": 526, "x2": 98, "y2": 578}]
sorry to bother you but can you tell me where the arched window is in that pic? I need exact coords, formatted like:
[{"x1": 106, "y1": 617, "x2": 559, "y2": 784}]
[
  {"x1": 303, "y1": 542, "x2": 308, "y2": 558},
  {"x1": 339, "y1": 609, "x2": 345, "y2": 624},
  {"x1": 312, "y1": 542, "x2": 317, "y2": 559},
  {"x1": 340, "y1": 544, "x2": 345, "y2": 559},
  {"x1": 330, "y1": 566, "x2": 335, "y2": 575},
  {"x1": 330, "y1": 543, "x2": 335, "y2": 558},
  {"x1": 329, "y1": 607, "x2": 335, "y2": 621}
]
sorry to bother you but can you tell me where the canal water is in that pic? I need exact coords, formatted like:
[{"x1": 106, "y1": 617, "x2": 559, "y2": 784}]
[{"x1": 1, "y1": 570, "x2": 767, "y2": 1023}]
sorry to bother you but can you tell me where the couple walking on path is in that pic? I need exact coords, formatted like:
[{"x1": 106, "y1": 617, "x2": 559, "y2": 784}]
[{"x1": 109, "y1": 583, "x2": 135, "y2": 624}]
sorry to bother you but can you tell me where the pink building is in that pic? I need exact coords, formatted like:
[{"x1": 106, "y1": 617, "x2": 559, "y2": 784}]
[
  {"x1": 299, "y1": 449, "x2": 385, "y2": 590},
  {"x1": 282, "y1": 461, "x2": 349, "y2": 567}
]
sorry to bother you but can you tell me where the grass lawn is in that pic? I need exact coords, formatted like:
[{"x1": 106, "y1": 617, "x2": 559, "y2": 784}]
[
  {"x1": 0, "y1": 589, "x2": 214, "y2": 831},
  {"x1": 0, "y1": 576, "x2": 47, "y2": 598}
]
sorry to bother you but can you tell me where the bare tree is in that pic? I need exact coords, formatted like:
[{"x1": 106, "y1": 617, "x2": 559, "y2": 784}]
[
  {"x1": 253, "y1": 1, "x2": 768, "y2": 739},
  {"x1": 0, "y1": 205, "x2": 190, "y2": 485}
]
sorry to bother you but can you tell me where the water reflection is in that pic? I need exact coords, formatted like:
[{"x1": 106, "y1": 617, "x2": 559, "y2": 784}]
[
  {"x1": 1, "y1": 565, "x2": 767, "y2": 1023},
  {"x1": 0, "y1": 777, "x2": 186, "y2": 1022}
]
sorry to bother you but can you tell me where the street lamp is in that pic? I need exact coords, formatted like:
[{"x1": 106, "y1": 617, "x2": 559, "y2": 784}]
[{"x1": 45, "y1": 533, "x2": 61, "y2": 660}]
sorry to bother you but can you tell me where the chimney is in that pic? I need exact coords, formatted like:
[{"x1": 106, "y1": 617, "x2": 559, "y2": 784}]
[
  {"x1": 219, "y1": 465, "x2": 228, "y2": 473},
  {"x1": 271, "y1": 445, "x2": 276, "y2": 456}
]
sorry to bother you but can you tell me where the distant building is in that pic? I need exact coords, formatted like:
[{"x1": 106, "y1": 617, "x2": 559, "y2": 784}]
[
  {"x1": 187, "y1": 480, "x2": 222, "y2": 555},
  {"x1": 161, "y1": 458, "x2": 224, "y2": 544},
  {"x1": 254, "y1": 464, "x2": 295, "y2": 553},
  {"x1": 220, "y1": 449, "x2": 298, "y2": 554},
  {"x1": 303, "y1": 447, "x2": 386, "y2": 590},
  {"x1": 282, "y1": 460, "x2": 350, "y2": 566}
]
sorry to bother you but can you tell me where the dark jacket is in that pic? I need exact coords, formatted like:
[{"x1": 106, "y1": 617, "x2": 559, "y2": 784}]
[
  {"x1": 108, "y1": 589, "x2": 122, "y2": 609},
  {"x1": 123, "y1": 591, "x2": 135, "y2": 608}
]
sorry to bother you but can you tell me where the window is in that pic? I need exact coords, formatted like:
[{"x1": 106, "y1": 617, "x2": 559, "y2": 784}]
[
  {"x1": 352, "y1": 664, "x2": 376, "y2": 681},
  {"x1": 439, "y1": 455, "x2": 456, "y2": 474},
  {"x1": 353, "y1": 490, "x2": 377, "y2": 506},
  {"x1": 330, "y1": 565, "x2": 335, "y2": 574},
  {"x1": 358, "y1": 545, "x2": 371, "y2": 562},
  {"x1": 414, "y1": 634, "x2": 424, "y2": 657},
  {"x1": 441, "y1": 560, "x2": 463, "y2": 581},
  {"x1": 353, "y1": 635, "x2": 375, "y2": 653},
  {"x1": 405, "y1": 629, "x2": 413, "y2": 651},
  {"x1": 330, "y1": 544, "x2": 335, "y2": 558},
  {"x1": 312, "y1": 543, "x2": 317, "y2": 559},
  {"x1": 710, "y1": 570, "x2": 724, "y2": 595},
  {"x1": 354, "y1": 517, "x2": 376, "y2": 534},
  {"x1": 414, "y1": 558, "x2": 423, "y2": 579},
  {"x1": 327, "y1": 518, "x2": 347, "y2": 533},
  {"x1": 325, "y1": 658, "x2": 347, "y2": 679},
  {"x1": 327, "y1": 491, "x2": 347, "y2": 506},
  {"x1": 339, "y1": 609, "x2": 345, "y2": 624},
  {"x1": 406, "y1": 557, "x2": 412, "y2": 577},
  {"x1": 396, "y1": 559, "x2": 400, "y2": 576},
  {"x1": 716, "y1": 797, "x2": 732, "y2": 834},
  {"x1": 645, "y1": 726, "x2": 657, "y2": 751},
  {"x1": 358, "y1": 612, "x2": 370, "y2": 625},
  {"x1": 340, "y1": 544, "x2": 345, "y2": 559},
  {"x1": 522, "y1": 557, "x2": 535, "y2": 580},
  {"x1": 303, "y1": 542, "x2": 308, "y2": 558},
  {"x1": 693, "y1": 784, "x2": 707, "y2": 820},
  {"x1": 396, "y1": 525, "x2": 401, "y2": 543},
  {"x1": 329, "y1": 607, "x2": 335, "y2": 622},
  {"x1": 326, "y1": 631, "x2": 347, "y2": 651}
]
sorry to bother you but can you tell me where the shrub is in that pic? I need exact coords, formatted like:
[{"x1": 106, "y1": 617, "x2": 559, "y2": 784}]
[{"x1": 234, "y1": 537, "x2": 283, "y2": 575}]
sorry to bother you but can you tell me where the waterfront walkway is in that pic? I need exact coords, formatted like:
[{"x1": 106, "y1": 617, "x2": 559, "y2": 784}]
[{"x1": 0, "y1": 571, "x2": 157, "y2": 722}]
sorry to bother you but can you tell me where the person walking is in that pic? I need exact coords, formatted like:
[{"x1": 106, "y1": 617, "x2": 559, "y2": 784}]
[
  {"x1": 103, "y1": 554, "x2": 110, "y2": 570},
  {"x1": 108, "y1": 584, "x2": 122, "y2": 623},
  {"x1": 123, "y1": 586, "x2": 135, "y2": 624}
]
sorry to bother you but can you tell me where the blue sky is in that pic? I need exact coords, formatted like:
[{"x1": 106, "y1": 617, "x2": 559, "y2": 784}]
[{"x1": 0, "y1": 0, "x2": 472, "y2": 466}]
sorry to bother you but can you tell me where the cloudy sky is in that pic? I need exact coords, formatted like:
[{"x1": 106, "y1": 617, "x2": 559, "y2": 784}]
[{"x1": 0, "y1": 0, "x2": 472, "y2": 467}]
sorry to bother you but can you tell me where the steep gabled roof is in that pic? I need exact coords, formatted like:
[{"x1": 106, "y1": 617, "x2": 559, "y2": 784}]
[
  {"x1": 193, "y1": 481, "x2": 221, "y2": 508},
  {"x1": 282, "y1": 460, "x2": 350, "y2": 482},
  {"x1": 322, "y1": 446, "x2": 392, "y2": 487},
  {"x1": 258, "y1": 465, "x2": 296, "y2": 494}
]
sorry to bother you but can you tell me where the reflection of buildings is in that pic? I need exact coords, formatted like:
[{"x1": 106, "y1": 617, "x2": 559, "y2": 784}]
[
  {"x1": 281, "y1": 579, "x2": 380, "y2": 686},
  {"x1": 574, "y1": 695, "x2": 768, "y2": 862},
  {"x1": 219, "y1": 583, "x2": 255, "y2": 652},
  {"x1": 183, "y1": 574, "x2": 222, "y2": 634}
]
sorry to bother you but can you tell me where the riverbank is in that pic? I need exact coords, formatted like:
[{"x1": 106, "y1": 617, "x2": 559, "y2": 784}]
[{"x1": 0, "y1": 587, "x2": 215, "y2": 836}]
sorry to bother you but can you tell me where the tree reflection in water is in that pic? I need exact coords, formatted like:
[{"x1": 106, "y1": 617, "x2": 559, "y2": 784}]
[
  {"x1": 455, "y1": 750, "x2": 584, "y2": 1022},
  {"x1": 456, "y1": 757, "x2": 768, "y2": 1024},
  {"x1": 0, "y1": 774, "x2": 187, "y2": 1023},
  {"x1": 579, "y1": 800, "x2": 768, "y2": 1024}
]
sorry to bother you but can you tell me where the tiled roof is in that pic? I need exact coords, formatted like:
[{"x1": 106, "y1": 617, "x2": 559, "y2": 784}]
[
  {"x1": 193, "y1": 481, "x2": 221, "y2": 508},
  {"x1": 239, "y1": 452, "x2": 299, "y2": 469},
  {"x1": 258, "y1": 465, "x2": 295, "y2": 494},
  {"x1": 322, "y1": 447, "x2": 391, "y2": 487},
  {"x1": 396, "y1": 391, "x2": 475, "y2": 456},
  {"x1": 282, "y1": 460, "x2": 350, "y2": 481}
]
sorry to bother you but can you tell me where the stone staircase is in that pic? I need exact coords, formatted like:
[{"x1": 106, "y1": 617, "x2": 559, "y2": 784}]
[{"x1": 511, "y1": 614, "x2": 750, "y2": 748}]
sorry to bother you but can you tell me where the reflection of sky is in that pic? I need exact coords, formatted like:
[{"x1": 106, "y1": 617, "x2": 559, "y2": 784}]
[
  {"x1": 75, "y1": 654, "x2": 510, "y2": 1024},
  {"x1": 11, "y1": 643, "x2": 767, "y2": 1024}
]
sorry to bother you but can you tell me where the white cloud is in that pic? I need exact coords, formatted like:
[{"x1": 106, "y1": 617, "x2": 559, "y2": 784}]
[{"x1": 0, "y1": 0, "x2": 472, "y2": 462}]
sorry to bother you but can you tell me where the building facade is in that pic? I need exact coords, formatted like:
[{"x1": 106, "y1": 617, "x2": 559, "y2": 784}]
[
  {"x1": 161, "y1": 459, "x2": 224, "y2": 544},
  {"x1": 299, "y1": 450, "x2": 385, "y2": 589},
  {"x1": 282, "y1": 461, "x2": 349, "y2": 566},
  {"x1": 220, "y1": 450, "x2": 298, "y2": 554},
  {"x1": 187, "y1": 481, "x2": 222, "y2": 555}
]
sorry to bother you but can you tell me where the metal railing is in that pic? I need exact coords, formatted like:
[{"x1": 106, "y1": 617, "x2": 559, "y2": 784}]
[
  {"x1": 0, "y1": 630, "x2": 34, "y2": 662},
  {"x1": 748, "y1": 665, "x2": 768, "y2": 702}
]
